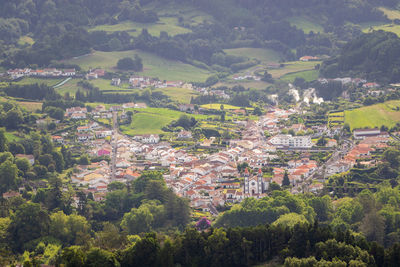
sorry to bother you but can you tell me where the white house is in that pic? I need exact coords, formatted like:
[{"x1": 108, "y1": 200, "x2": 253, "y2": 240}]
[{"x1": 269, "y1": 134, "x2": 312, "y2": 148}]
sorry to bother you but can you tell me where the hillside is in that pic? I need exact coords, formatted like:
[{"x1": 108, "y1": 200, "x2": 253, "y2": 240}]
[
  {"x1": 320, "y1": 30, "x2": 400, "y2": 83},
  {"x1": 0, "y1": 0, "x2": 396, "y2": 73},
  {"x1": 345, "y1": 100, "x2": 400, "y2": 130},
  {"x1": 63, "y1": 50, "x2": 213, "y2": 82}
]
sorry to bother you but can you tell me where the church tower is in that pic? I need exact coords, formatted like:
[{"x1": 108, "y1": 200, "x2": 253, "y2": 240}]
[
  {"x1": 244, "y1": 168, "x2": 250, "y2": 194},
  {"x1": 257, "y1": 168, "x2": 263, "y2": 194}
]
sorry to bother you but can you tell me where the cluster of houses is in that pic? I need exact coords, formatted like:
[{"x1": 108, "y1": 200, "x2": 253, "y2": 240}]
[
  {"x1": 43, "y1": 101, "x2": 396, "y2": 212},
  {"x1": 7, "y1": 68, "x2": 76, "y2": 79},
  {"x1": 194, "y1": 87, "x2": 230, "y2": 100},
  {"x1": 128, "y1": 76, "x2": 185, "y2": 89},
  {"x1": 85, "y1": 69, "x2": 106, "y2": 80}
]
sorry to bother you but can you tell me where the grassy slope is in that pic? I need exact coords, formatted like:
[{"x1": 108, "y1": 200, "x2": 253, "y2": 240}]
[
  {"x1": 56, "y1": 79, "x2": 86, "y2": 95},
  {"x1": 270, "y1": 61, "x2": 321, "y2": 78},
  {"x1": 18, "y1": 36, "x2": 35, "y2": 46},
  {"x1": 89, "y1": 17, "x2": 191, "y2": 37},
  {"x1": 361, "y1": 8, "x2": 400, "y2": 37},
  {"x1": 287, "y1": 16, "x2": 324, "y2": 33},
  {"x1": 379, "y1": 7, "x2": 400, "y2": 20},
  {"x1": 12, "y1": 78, "x2": 63, "y2": 87},
  {"x1": 200, "y1": 103, "x2": 253, "y2": 110},
  {"x1": 345, "y1": 100, "x2": 400, "y2": 130},
  {"x1": 223, "y1": 48, "x2": 282, "y2": 63},
  {"x1": 120, "y1": 107, "x2": 211, "y2": 135},
  {"x1": 155, "y1": 87, "x2": 198, "y2": 103},
  {"x1": 280, "y1": 69, "x2": 319, "y2": 82},
  {"x1": 63, "y1": 50, "x2": 213, "y2": 82}
]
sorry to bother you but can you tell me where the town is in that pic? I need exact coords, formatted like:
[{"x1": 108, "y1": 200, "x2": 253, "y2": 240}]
[{"x1": 10, "y1": 98, "x2": 392, "y2": 215}]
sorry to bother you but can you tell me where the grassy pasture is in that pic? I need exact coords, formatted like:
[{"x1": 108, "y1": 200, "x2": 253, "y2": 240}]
[
  {"x1": 214, "y1": 80, "x2": 272, "y2": 90},
  {"x1": 269, "y1": 61, "x2": 321, "y2": 78},
  {"x1": 200, "y1": 103, "x2": 254, "y2": 111},
  {"x1": 120, "y1": 107, "x2": 211, "y2": 135},
  {"x1": 379, "y1": 7, "x2": 400, "y2": 21},
  {"x1": 287, "y1": 16, "x2": 324, "y2": 33},
  {"x1": 17, "y1": 101, "x2": 43, "y2": 112},
  {"x1": 89, "y1": 17, "x2": 191, "y2": 37},
  {"x1": 361, "y1": 8, "x2": 400, "y2": 37},
  {"x1": 63, "y1": 50, "x2": 212, "y2": 82},
  {"x1": 223, "y1": 48, "x2": 282, "y2": 63},
  {"x1": 18, "y1": 36, "x2": 35, "y2": 46},
  {"x1": 12, "y1": 78, "x2": 63, "y2": 87},
  {"x1": 363, "y1": 23, "x2": 400, "y2": 37},
  {"x1": 344, "y1": 100, "x2": 400, "y2": 130},
  {"x1": 280, "y1": 69, "x2": 319, "y2": 82},
  {"x1": 56, "y1": 79, "x2": 87, "y2": 95},
  {"x1": 155, "y1": 87, "x2": 198, "y2": 103}
]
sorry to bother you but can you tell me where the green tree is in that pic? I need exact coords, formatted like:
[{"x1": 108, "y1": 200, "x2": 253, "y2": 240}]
[
  {"x1": 317, "y1": 136, "x2": 327, "y2": 146},
  {"x1": 49, "y1": 211, "x2": 91, "y2": 246},
  {"x1": 8, "y1": 203, "x2": 50, "y2": 251},
  {"x1": 15, "y1": 157, "x2": 30, "y2": 174},
  {"x1": 360, "y1": 209, "x2": 385, "y2": 244},
  {"x1": 78, "y1": 154, "x2": 90, "y2": 165},
  {"x1": 282, "y1": 171, "x2": 291, "y2": 186},
  {"x1": 85, "y1": 247, "x2": 119, "y2": 267},
  {"x1": 61, "y1": 246, "x2": 86, "y2": 267},
  {"x1": 95, "y1": 222, "x2": 126, "y2": 251},
  {"x1": 0, "y1": 128, "x2": 7, "y2": 152},
  {"x1": 121, "y1": 206, "x2": 153, "y2": 235},
  {"x1": 4, "y1": 109, "x2": 23, "y2": 130},
  {"x1": 0, "y1": 159, "x2": 18, "y2": 194},
  {"x1": 121, "y1": 233, "x2": 160, "y2": 267}
]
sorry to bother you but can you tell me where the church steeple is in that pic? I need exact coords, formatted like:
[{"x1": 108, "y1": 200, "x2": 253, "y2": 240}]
[
  {"x1": 257, "y1": 168, "x2": 263, "y2": 193},
  {"x1": 244, "y1": 168, "x2": 249, "y2": 194}
]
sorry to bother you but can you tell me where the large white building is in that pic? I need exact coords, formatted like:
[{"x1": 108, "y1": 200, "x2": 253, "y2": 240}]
[
  {"x1": 353, "y1": 128, "x2": 381, "y2": 140},
  {"x1": 269, "y1": 134, "x2": 312, "y2": 148}
]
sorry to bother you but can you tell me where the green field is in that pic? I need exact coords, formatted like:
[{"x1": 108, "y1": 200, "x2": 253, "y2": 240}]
[
  {"x1": 4, "y1": 132, "x2": 22, "y2": 142},
  {"x1": 63, "y1": 50, "x2": 213, "y2": 82},
  {"x1": 120, "y1": 107, "x2": 211, "y2": 135},
  {"x1": 269, "y1": 61, "x2": 321, "y2": 78},
  {"x1": 280, "y1": 69, "x2": 319, "y2": 82},
  {"x1": 379, "y1": 7, "x2": 400, "y2": 21},
  {"x1": 155, "y1": 87, "x2": 198, "y2": 103},
  {"x1": 363, "y1": 23, "x2": 400, "y2": 37},
  {"x1": 201, "y1": 103, "x2": 241, "y2": 110},
  {"x1": 287, "y1": 17, "x2": 324, "y2": 33},
  {"x1": 18, "y1": 36, "x2": 35, "y2": 46},
  {"x1": 89, "y1": 17, "x2": 191, "y2": 37},
  {"x1": 223, "y1": 48, "x2": 282, "y2": 63},
  {"x1": 361, "y1": 8, "x2": 400, "y2": 37},
  {"x1": 214, "y1": 80, "x2": 272, "y2": 90},
  {"x1": 17, "y1": 101, "x2": 43, "y2": 112},
  {"x1": 345, "y1": 100, "x2": 400, "y2": 130},
  {"x1": 56, "y1": 79, "x2": 86, "y2": 95},
  {"x1": 148, "y1": 1, "x2": 214, "y2": 27},
  {"x1": 201, "y1": 103, "x2": 254, "y2": 111},
  {"x1": 12, "y1": 78, "x2": 63, "y2": 87}
]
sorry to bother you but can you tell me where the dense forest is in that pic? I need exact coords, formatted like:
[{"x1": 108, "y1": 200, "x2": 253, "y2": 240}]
[
  {"x1": 0, "y1": 0, "x2": 396, "y2": 70},
  {"x1": 320, "y1": 31, "x2": 400, "y2": 83}
]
